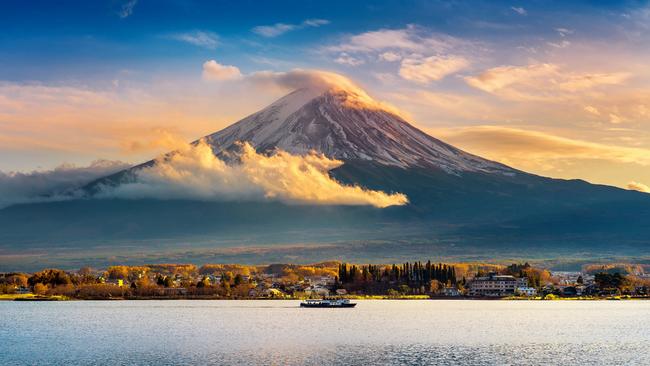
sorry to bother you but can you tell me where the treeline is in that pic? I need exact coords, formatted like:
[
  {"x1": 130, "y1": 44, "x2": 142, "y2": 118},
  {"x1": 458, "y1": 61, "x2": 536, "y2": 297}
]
[{"x1": 337, "y1": 262, "x2": 457, "y2": 295}]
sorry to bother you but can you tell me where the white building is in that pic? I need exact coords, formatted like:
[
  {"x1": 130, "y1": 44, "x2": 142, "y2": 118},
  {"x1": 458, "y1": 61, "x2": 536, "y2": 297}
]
[
  {"x1": 469, "y1": 273, "x2": 530, "y2": 297},
  {"x1": 515, "y1": 286, "x2": 537, "y2": 296}
]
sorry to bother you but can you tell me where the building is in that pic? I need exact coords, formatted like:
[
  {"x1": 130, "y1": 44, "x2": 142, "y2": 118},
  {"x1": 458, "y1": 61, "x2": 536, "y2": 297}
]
[
  {"x1": 305, "y1": 285, "x2": 330, "y2": 297},
  {"x1": 515, "y1": 286, "x2": 537, "y2": 296},
  {"x1": 469, "y1": 273, "x2": 529, "y2": 297},
  {"x1": 441, "y1": 287, "x2": 461, "y2": 297}
]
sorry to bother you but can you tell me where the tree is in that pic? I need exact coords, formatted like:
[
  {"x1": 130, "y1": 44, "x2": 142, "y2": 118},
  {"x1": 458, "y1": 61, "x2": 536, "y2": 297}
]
[
  {"x1": 28, "y1": 269, "x2": 71, "y2": 287},
  {"x1": 234, "y1": 274, "x2": 243, "y2": 286},
  {"x1": 429, "y1": 280, "x2": 441, "y2": 294},
  {"x1": 595, "y1": 272, "x2": 628, "y2": 291},
  {"x1": 33, "y1": 283, "x2": 48, "y2": 295},
  {"x1": 6, "y1": 274, "x2": 28, "y2": 287}
]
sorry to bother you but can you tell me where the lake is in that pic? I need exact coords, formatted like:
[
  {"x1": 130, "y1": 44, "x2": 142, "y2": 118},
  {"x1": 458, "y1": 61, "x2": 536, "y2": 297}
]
[{"x1": 1, "y1": 300, "x2": 649, "y2": 365}]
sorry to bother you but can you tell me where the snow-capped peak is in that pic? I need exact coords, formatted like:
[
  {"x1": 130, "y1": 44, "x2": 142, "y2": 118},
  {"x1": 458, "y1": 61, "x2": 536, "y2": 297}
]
[{"x1": 204, "y1": 86, "x2": 515, "y2": 175}]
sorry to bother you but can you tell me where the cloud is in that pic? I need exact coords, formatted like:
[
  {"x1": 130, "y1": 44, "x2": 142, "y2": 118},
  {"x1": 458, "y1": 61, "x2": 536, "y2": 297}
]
[
  {"x1": 118, "y1": 0, "x2": 137, "y2": 19},
  {"x1": 465, "y1": 63, "x2": 630, "y2": 101},
  {"x1": 245, "y1": 68, "x2": 405, "y2": 116},
  {"x1": 556, "y1": 28, "x2": 574, "y2": 37},
  {"x1": 628, "y1": 181, "x2": 650, "y2": 193},
  {"x1": 399, "y1": 55, "x2": 469, "y2": 84},
  {"x1": 584, "y1": 105, "x2": 600, "y2": 115},
  {"x1": 511, "y1": 6, "x2": 527, "y2": 16},
  {"x1": 302, "y1": 19, "x2": 330, "y2": 27},
  {"x1": 379, "y1": 52, "x2": 402, "y2": 62},
  {"x1": 103, "y1": 140, "x2": 407, "y2": 208},
  {"x1": 121, "y1": 128, "x2": 190, "y2": 154},
  {"x1": 441, "y1": 125, "x2": 650, "y2": 169},
  {"x1": 547, "y1": 40, "x2": 571, "y2": 48},
  {"x1": 327, "y1": 26, "x2": 463, "y2": 54},
  {"x1": 253, "y1": 23, "x2": 296, "y2": 37},
  {"x1": 252, "y1": 18, "x2": 330, "y2": 37},
  {"x1": 0, "y1": 160, "x2": 130, "y2": 208},
  {"x1": 609, "y1": 113, "x2": 624, "y2": 124},
  {"x1": 200, "y1": 62, "x2": 402, "y2": 115},
  {"x1": 334, "y1": 53, "x2": 365, "y2": 66},
  {"x1": 202, "y1": 60, "x2": 243, "y2": 81},
  {"x1": 170, "y1": 31, "x2": 219, "y2": 49}
]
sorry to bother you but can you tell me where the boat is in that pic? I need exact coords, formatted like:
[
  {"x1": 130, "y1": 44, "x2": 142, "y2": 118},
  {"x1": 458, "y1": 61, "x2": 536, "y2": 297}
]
[{"x1": 300, "y1": 298, "x2": 356, "y2": 308}]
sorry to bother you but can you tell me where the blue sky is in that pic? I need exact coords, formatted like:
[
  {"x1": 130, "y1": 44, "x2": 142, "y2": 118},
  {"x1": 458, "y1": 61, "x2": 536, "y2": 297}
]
[
  {"x1": 1, "y1": 0, "x2": 650, "y2": 190},
  {"x1": 1, "y1": 0, "x2": 641, "y2": 82}
]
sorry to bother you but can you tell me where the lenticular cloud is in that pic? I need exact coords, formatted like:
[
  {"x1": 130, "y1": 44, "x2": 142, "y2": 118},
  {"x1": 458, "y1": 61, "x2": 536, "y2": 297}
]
[{"x1": 105, "y1": 140, "x2": 408, "y2": 208}]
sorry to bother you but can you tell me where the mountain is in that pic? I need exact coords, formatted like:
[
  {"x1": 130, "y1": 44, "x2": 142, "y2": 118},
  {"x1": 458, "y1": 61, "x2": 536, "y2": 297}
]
[
  {"x1": 204, "y1": 87, "x2": 514, "y2": 174},
  {"x1": 2, "y1": 83, "x2": 650, "y2": 269}
]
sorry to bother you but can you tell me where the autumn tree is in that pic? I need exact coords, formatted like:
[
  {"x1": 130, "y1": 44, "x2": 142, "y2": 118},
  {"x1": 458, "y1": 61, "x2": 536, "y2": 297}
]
[{"x1": 28, "y1": 269, "x2": 71, "y2": 288}]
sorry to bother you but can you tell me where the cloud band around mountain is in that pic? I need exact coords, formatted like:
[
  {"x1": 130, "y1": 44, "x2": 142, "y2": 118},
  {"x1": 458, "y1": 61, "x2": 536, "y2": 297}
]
[{"x1": 101, "y1": 140, "x2": 408, "y2": 208}]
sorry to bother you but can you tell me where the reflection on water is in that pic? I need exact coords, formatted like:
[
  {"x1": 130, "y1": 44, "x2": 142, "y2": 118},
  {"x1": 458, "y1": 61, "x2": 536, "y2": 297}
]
[{"x1": 1, "y1": 300, "x2": 649, "y2": 365}]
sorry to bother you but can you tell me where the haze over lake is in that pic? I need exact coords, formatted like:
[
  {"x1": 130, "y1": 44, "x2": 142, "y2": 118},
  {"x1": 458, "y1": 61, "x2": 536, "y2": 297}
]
[{"x1": 2, "y1": 300, "x2": 649, "y2": 365}]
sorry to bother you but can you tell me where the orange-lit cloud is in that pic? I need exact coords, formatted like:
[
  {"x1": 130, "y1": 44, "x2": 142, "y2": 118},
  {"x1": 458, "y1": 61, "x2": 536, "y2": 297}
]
[
  {"x1": 627, "y1": 181, "x2": 650, "y2": 193},
  {"x1": 105, "y1": 140, "x2": 408, "y2": 208},
  {"x1": 202, "y1": 60, "x2": 243, "y2": 81},
  {"x1": 628, "y1": 181, "x2": 650, "y2": 193},
  {"x1": 440, "y1": 125, "x2": 650, "y2": 168},
  {"x1": 465, "y1": 63, "x2": 630, "y2": 101},
  {"x1": 399, "y1": 55, "x2": 469, "y2": 84}
]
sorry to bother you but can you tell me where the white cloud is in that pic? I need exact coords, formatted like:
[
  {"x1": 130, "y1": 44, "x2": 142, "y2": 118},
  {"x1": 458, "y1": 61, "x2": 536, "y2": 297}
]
[
  {"x1": 555, "y1": 28, "x2": 574, "y2": 37},
  {"x1": 379, "y1": 52, "x2": 402, "y2": 62},
  {"x1": 0, "y1": 160, "x2": 130, "y2": 208},
  {"x1": 399, "y1": 55, "x2": 469, "y2": 84},
  {"x1": 511, "y1": 6, "x2": 527, "y2": 16},
  {"x1": 104, "y1": 140, "x2": 407, "y2": 208},
  {"x1": 252, "y1": 18, "x2": 330, "y2": 37},
  {"x1": 170, "y1": 31, "x2": 219, "y2": 49},
  {"x1": 253, "y1": 23, "x2": 296, "y2": 37},
  {"x1": 327, "y1": 26, "x2": 462, "y2": 54},
  {"x1": 202, "y1": 60, "x2": 243, "y2": 81},
  {"x1": 547, "y1": 40, "x2": 571, "y2": 48},
  {"x1": 628, "y1": 181, "x2": 650, "y2": 193},
  {"x1": 118, "y1": 0, "x2": 137, "y2": 19},
  {"x1": 334, "y1": 53, "x2": 365, "y2": 66},
  {"x1": 302, "y1": 19, "x2": 330, "y2": 27}
]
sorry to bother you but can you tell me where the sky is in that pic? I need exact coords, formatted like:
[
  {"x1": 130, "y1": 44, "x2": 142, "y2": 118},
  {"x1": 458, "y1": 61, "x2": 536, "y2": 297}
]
[{"x1": 1, "y1": 0, "x2": 649, "y2": 192}]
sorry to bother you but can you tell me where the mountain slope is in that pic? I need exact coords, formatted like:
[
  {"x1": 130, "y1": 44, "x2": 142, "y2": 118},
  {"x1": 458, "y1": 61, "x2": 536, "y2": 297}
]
[
  {"x1": 2, "y1": 84, "x2": 650, "y2": 264},
  {"x1": 205, "y1": 87, "x2": 514, "y2": 174}
]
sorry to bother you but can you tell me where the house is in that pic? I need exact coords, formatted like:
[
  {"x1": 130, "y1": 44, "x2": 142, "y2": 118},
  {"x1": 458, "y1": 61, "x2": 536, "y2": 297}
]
[
  {"x1": 262, "y1": 288, "x2": 285, "y2": 298},
  {"x1": 105, "y1": 279, "x2": 124, "y2": 287},
  {"x1": 16, "y1": 286, "x2": 31, "y2": 294},
  {"x1": 305, "y1": 276, "x2": 334, "y2": 286}
]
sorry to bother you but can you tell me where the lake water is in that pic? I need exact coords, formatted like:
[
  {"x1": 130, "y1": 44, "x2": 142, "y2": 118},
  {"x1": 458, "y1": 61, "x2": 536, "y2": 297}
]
[{"x1": 1, "y1": 300, "x2": 649, "y2": 365}]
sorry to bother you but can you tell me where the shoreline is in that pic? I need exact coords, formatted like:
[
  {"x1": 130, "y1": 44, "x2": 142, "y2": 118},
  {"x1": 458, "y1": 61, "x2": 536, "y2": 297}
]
[{"x1": 3, "y1": 294, "x2": 648, "y2": 302}]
